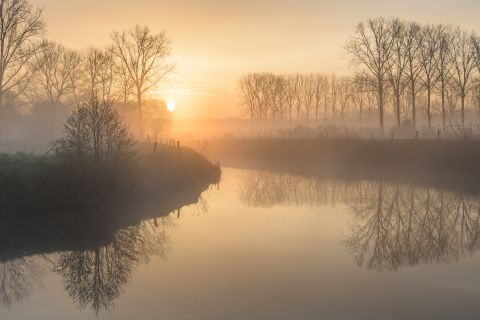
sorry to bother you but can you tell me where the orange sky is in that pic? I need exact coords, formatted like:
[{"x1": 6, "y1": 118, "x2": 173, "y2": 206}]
[{"x1": 31, "y1": 0, "x2": 480, "y2": 119}]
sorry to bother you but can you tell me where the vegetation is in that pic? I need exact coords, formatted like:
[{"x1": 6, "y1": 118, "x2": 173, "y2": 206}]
[
  {"x1": 0, "y1": 0, "x2": 175, "y2": 144},
  {"x1": 238, "y1": 18, "x2": 480, "y2": 136},
  {"x1": 0, "y1": 96, "x2": 220, "y2": 214},
  {"x1": 240, "y1": 171, "x2": 480, "y2": 271},
  {"x1": 55, "y1": 98, "x2": 134, "y2": 165},
  {"x1": 212, "y1": 137, "x2": 480, "y2": 192}
]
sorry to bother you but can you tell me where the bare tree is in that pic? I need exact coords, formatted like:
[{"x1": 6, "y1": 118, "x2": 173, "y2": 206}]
[
  {"x1": 56, "y1": 98, "x2": 133, "y2": 165},
  {"x1": 346, "y1": 18, "x2": 396, "y2": 133},
  {"x1": 0, "y1": 0, "x2": 44, "y2": 133},
  {"x1": 322, "y1": 75, "x2": 330, "y2": 121},
  {"x1": 404, "y1": 21, "x2": 424, "y2": 128},
  {"x1": 449, "y1": 28, "x2": 476, "y2": 126},
  {"x1": 471, "y1": 33, "x2": 480, "y2": 120},
  {"x1": 445, "y1": 84, "x2": 458, "y2": 119},
  {"x1": 386, "y1": 19, "x2": 408, "y2": 126},
  {"x1": 145, "y1": 99, "x2": 172, "y2": 141},
  {"x1": 238, "y1": 74, "x2": 257, "y2": 123},
  {"x1": 436, "y1": 25, "x2": 454, "y2": 129},
  {"x1": 302, "y1": 74, "x2": 315, "y2": 121},
  {"x1": 84, "y1": 48, "x2": 117, "y2": 103},
  {"x1": 330, "y1": 74, "x2": 338, "y2": 120},
  {"x1": 33, "y1": 41, "x2": 79, "y2": 104},
  {"x1": 265, "y1": 73, "x2": 279, "y2": 121},
  {"x1": 294, "y1": 74, "x2": 303, "y2": 121},
  {"x1": 110, "y1": 25, "x2": 174, "y2": 120},
  {"x1": 337, "y1": 77, "x2": 352, "y2": 120},
  {"x1": 418, "y1": 24, "x2": 441, "y2": 127},
  {"x1": 285, "y1": 74, "x2": 297, "y2": 125},
  {"x1": 116, "y1": 63, "x2": 134, "y2": 104},
  {"x1": 313, "y1": 74, "x2": 324, "y2": 124},
  {"x1": 274, "y1": 75, "x2": 287, "y2": 122},
  {"x1": 352, "y1": 73, "x2": 367, "y2": 121},
  {"x1": 472, "y1": 81, "x2": 480, "y2": 119}
]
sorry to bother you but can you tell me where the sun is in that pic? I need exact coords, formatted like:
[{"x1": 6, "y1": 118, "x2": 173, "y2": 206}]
[{"x1": 167, "y1": 100, "x2": 176, "y2": 112}]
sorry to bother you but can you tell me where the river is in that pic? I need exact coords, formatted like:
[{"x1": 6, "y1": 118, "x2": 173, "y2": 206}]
[{"x1": 1, "y1": 168, "x2": 480, "y2": 319}]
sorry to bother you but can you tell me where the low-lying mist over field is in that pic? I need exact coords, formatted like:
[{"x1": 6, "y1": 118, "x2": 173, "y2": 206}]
[{"x1": 3, "y1": 0, "x2": 480, "y2": 319}]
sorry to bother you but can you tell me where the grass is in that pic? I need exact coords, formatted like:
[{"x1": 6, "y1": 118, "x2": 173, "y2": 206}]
[
  {"x1": 211, "y1": 137, "x2": 480, "y2": 193},
  {"x1": 0, "y1": 146, "x2": 221, "y2": 214},
  {"x1": 0, "y1": 146, "x2": 221, "y2": 261}
]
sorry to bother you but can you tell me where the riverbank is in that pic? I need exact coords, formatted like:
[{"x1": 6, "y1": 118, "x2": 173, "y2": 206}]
[
  {"x1": 0, "y1": 147, "x2": 221, "y2": 260},
  {"x1": 211, "y1": 138, "x2": 480, "y2": 193}
]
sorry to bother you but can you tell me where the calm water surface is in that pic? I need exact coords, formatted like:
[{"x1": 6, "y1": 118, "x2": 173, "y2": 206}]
[{"x1": 1, "y1": 168, "x2": 480, "y2": 319}]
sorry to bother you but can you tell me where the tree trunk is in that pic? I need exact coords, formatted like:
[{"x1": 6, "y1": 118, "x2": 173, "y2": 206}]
[
  {"x1": 395, "y1": 93, "x2": 401, "y2": 126},
  {"x1": 461, "y1": 94, "x2": 465, "y2": 126},
  {"x1": 379, "y1": 82, "x2": 384, "y2": 135},
  {"x1": 359, "y1": 103, "x2": 363, "y2": 125},
  {"x1": 289, "y1": 108, "x2": 292, "y2": 127},
  {"x1": 323, "y1": 98, "x2": 328, "y2": 121},
  {"x1": 427, "y1": 87, "x2": 431, "y2": 128},
  {"x1": 441, "y1": 86, "x2": 446, "y2": 130},
  {"x1": 137, "y1": 90, "x2": 143, "y2": 120},
  {"x1": 411, "y1": 81, "x2": 416, "y2": 129},
  {"x1": 0, "y1": 87, "x2": 3, "y2": 141}
]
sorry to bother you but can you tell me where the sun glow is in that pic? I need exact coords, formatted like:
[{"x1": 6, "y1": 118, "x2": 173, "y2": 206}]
[{"x1": 167, "y1": 101, "x2": 176, "y2": 112}]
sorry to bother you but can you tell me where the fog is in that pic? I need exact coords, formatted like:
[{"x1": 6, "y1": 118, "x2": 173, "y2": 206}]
[{"x1": 3, "y1": 1, "x2": 480, "y2": 319}]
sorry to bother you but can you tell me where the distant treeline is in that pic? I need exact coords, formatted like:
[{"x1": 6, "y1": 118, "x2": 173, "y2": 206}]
[
  {"x1": 0, "y1": 0, "x2": 174, "y2": 143},
  {"x1": 238, "y1": 73, "x2": 375, "y2": 124},
  {"x1": 239, "y1": 18, "x2": 480, "y2": 135},
  {"x1": 240, "y1": 171, "x2": 480, "y2": 271}
]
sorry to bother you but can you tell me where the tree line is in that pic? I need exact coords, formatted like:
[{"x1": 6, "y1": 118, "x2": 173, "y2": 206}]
[
  {"x1": 239, "y1": 17, "x2": 480, "y2": 136},
  {"x1": 0, "y1": 0, "x2": 174, "y2": 142},
  {"x1": 238, "y1": 72, "x2": 376, "y2": 125},
  {"x1": 240, "y1": 170, "x2": 480, "y2": 271}
]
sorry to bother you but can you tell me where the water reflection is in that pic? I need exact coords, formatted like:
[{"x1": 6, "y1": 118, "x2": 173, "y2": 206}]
[
  {"x1": 0, "y1": 215, "x2": 175, "y2": 314},
  {"x1": 0, "y1": 257, "x2": 43, "y2": 307},
  {"x1": 54, "y1": 217, "x2": 172, "y2": 315},
  {"x1": 240, "y1": 171, "x2": 480, "y2": 271},
  {"x1": 0, "y1": 184, "x2": 213, "y2": 315}
]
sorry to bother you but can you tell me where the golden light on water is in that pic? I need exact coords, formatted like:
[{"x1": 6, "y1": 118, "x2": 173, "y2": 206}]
[{"x1": 167, "y1": 101, "x2": 176, "y2": 112}]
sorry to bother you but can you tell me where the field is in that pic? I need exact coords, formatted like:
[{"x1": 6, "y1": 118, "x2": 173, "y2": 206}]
[{"x1": 211, "y1": 138, "x2": 480, "y2": 193}]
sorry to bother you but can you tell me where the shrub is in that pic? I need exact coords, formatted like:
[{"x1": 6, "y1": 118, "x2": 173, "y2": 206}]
[{"x1": 55, "y1": 98, "x2": 135, "y2": 167}]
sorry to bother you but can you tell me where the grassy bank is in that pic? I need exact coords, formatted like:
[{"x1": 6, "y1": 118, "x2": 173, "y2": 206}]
[
  {"x1": 0, "y1": 146, "x2": 221, "y2": 260},
  {"x1": 211, "y1": 138, "x2": 480, "y2": 192},
  {"x1": 0, "y1": 147, "x2": 220, "y2": 212}
]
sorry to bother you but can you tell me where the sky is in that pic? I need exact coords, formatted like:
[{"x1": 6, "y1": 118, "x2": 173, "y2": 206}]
[{"x1": 31, "y1": 0, "x2": 480, "y2": 119}]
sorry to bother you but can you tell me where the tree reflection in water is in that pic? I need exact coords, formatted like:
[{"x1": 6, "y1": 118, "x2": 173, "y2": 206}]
[
  {"x1": 0, "y1": 170, "x2": 216, "y2": 313},
  {"x1": 240, "y1": 171, "x2": 480, "y2": 271},
  {"x1": 0, "y1": 214, "x2": 173, "y2": 314},
  {"x1": 0, "y1": 257, "x2": 44, "y2": 307},
  {"x1": 54, "y1": 216, "x2": 173, "y2": 315}
]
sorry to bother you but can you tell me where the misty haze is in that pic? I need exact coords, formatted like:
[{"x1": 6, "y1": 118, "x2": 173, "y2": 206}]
[{"x1": 1, "y1": 0, "x2": 480, "y2": 319}]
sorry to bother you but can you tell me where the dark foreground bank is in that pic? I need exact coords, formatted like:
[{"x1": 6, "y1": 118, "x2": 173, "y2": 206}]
[
  {"x1": 212, "y1": 138, "x2": 480, "y2": 193},
  {"x1": 0, "y1": 147, "x2": 221, "y2": 261}
]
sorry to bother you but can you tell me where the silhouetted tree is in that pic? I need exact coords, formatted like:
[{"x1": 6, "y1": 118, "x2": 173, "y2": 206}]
[
  {"x1": 449, "y1": 28, "x2": 476, "y2": 126},
  {"x1": 0, "y1": 0, "x2": 44, "y2": 135},
  {"x1": 55, "y1": 98, "x2": 133, "y2": 165},
  {"x1": 436, "y1": 25, "x2": 454, "y2": 129},
  {"x1": 110, "y1": 25, "x2": 174, "y2": 120},
  {"x1": 418, "y1": 24, "x2": 441, "y2": 127},
  {"x1": 32, "y1": 41, "x2": 81, "y2": 104},
  {"x1": 84, "y1": 48, "x2": 117, "y2": 103},
  {"x1": 403, "y1": 21, "x2": 424, "y2": 128},
  {"x1": 346, "y1": 18, "x2": 396, "y2": 133}
]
